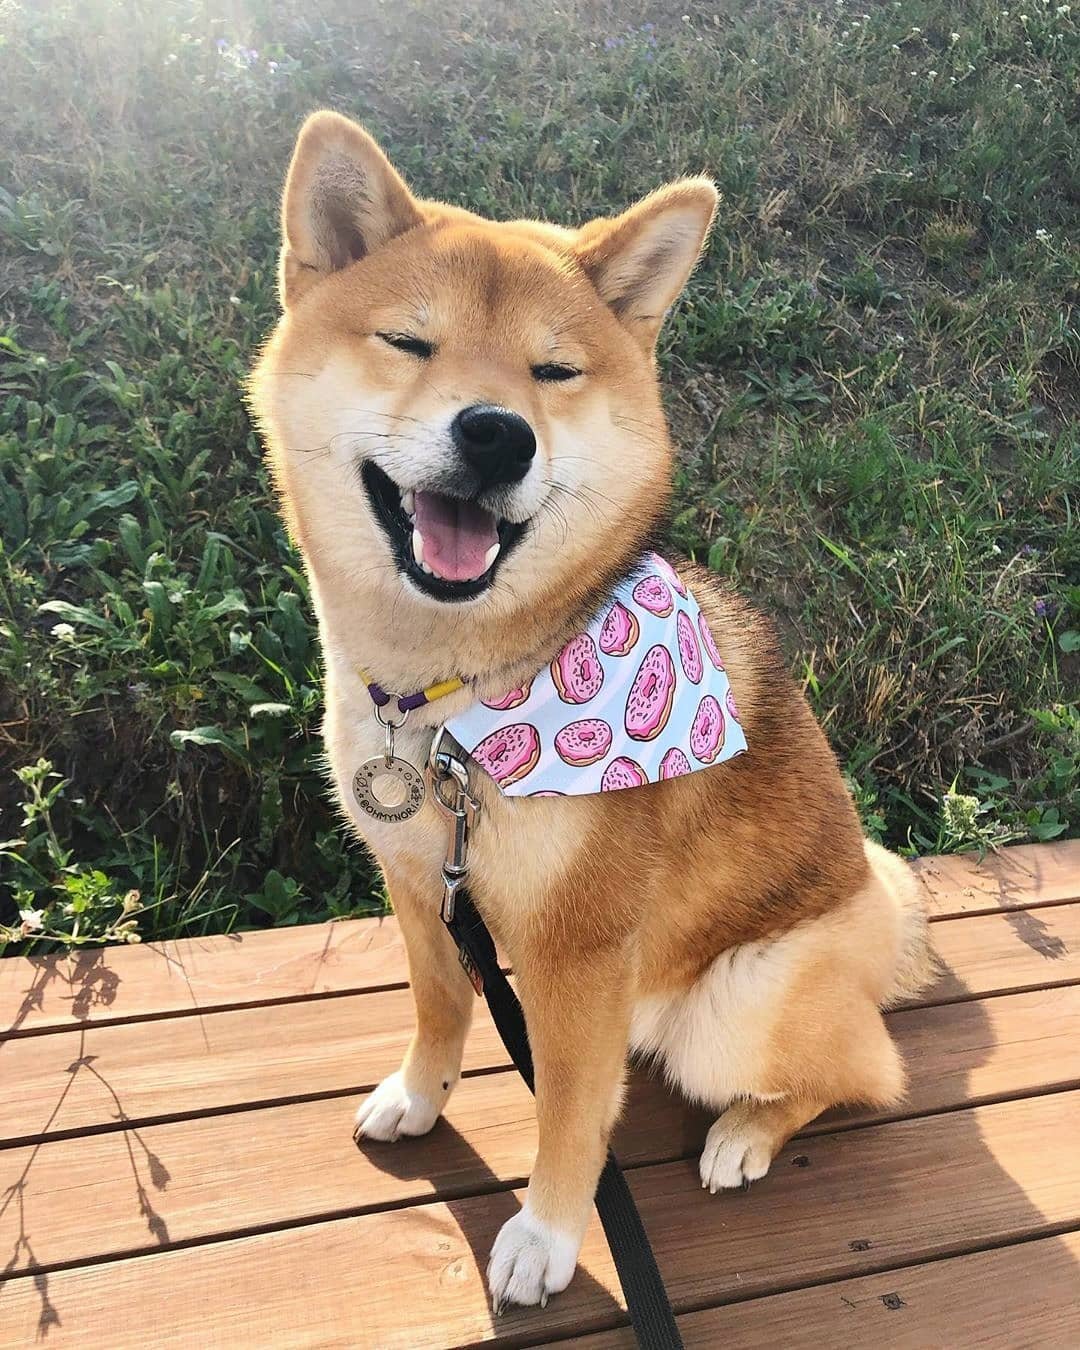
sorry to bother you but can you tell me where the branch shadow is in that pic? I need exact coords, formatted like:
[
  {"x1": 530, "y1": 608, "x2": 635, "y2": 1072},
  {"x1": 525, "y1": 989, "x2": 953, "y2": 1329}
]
[
  {"x1": 1, "y1": 950, "x2": 121, "y2": 1040},
  {"x1": 0, "y1": 1029, "x2": 173, "y2": 1339}
]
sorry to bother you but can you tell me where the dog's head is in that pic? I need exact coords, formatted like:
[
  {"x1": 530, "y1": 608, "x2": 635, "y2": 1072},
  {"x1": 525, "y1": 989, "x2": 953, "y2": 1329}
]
[{"x1": 250, "y1": 111, "x2": 715, "y2": 634}]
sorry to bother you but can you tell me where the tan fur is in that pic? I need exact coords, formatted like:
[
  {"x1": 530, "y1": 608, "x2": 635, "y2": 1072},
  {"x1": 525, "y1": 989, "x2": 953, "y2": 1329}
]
[{"x1": 249, "y1": 111, "x2": 933, "y2": 1310}]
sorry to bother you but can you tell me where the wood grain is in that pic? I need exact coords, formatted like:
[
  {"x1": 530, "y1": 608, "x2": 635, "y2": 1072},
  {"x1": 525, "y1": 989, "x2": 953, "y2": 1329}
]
[
  {"x1": 3, "y1": 839, "x2": 1074, "y2": 1036},
  {"x1": 909, "y1": 901, "x2": 1080, "y2": 1006},
  {"x1": 914, "y1": 839, "x2": 1080, "y2": 919},
  {"x1": 3, "y1": 984, "x2": 1079, "y2": 1272},
  {"x1": 0, "y1": 915, "x2": 405, "y2": 1037},
  {"x1": 0, "y1": 983, "x2": 509, "y2": 1146},
  {"x1": 538, "y1": 1230, "x2": 1080, "y2": 1349},
  {"x1": 1, "y1": 1091, "x2": 1076, "y2": 1349}
]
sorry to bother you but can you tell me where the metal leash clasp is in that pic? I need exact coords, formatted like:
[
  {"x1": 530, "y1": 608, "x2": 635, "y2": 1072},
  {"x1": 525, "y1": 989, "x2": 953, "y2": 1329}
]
[{"x1": 427, "y1": 730, "x2": 481, "y2": 925}]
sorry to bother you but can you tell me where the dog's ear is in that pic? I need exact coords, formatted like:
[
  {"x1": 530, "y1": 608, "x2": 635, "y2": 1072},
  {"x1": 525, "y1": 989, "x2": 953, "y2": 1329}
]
[
  {"x1": 279, "y1": 110, "x2": 423, "y2": 307},
  {"x1": 573, "y1": 179, "x2": 718, "y2": 350}
]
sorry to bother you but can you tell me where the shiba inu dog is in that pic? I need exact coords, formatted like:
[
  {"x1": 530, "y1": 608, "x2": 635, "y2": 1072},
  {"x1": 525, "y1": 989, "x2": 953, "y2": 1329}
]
[{"x1": 249, "y1": 110, "x2": 932, "y2": 1313}]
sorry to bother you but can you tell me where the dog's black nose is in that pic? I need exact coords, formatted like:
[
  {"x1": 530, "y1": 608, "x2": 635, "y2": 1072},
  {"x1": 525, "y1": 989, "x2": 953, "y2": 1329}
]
[{"x1": 451, "y1": 404, "x2": 536, "y2": 487}]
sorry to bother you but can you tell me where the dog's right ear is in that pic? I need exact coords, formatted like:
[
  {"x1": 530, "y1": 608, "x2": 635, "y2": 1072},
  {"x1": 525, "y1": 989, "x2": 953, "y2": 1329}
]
[{"x1": 279, "y1": 111, "x2": 422, "y2": 307}]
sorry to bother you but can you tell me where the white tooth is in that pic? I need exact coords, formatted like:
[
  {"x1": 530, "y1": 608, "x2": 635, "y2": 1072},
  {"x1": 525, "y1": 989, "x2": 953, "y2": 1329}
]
[
  {"x1": 420, "y1": 561, "x2": 434, "y2": 575},
  {"x1": 412, "y1": 528, "x2": 425, "y2": 565},
  {"x1": 483, "y1": 542, "x2": 500, "y2": 571},
  {"x1": 401, "y1": 489, "x2": 415, "y2": 516}
]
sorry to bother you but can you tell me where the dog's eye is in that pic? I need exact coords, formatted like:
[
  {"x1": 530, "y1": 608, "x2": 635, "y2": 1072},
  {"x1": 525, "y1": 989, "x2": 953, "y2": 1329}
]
[
  {"x1": 531, "y1": 363, "x2": 582, "y2": 383},
  {"x1": 377, "y1": 332, "x2": 434, "y2": 359}
]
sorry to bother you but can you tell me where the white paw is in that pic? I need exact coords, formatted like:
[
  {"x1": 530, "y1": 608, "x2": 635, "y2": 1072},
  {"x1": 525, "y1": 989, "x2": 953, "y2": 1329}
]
[
  {"x1": 699, "y1": 1107, "x2": 775, "y2": 1193},
  {"x1": 487, "y1": 1202, "x2": 580, "y2": 1312},
  {"x1": 352, "y1": 1071, "x2": 441, "y2": 1143}
]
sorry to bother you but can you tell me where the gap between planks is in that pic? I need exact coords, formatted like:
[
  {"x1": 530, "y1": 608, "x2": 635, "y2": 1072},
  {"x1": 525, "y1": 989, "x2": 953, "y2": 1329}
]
[
  {"x1": 2, "y1": 839, "x2": 1076, "y2": 1040},
  {"x1": 2, "y1": 978, "x2": 1080, "y2": 1150},
  {"x1": 3, "y1": 985, "x2": 1080, "y2": 1276},
  {"x1": 1, "y1": 1091, "x2": 1077, "y2": 1350},
  {"x1": 529, "y1": 1229, "x2": 1080, "y2": 1350}
]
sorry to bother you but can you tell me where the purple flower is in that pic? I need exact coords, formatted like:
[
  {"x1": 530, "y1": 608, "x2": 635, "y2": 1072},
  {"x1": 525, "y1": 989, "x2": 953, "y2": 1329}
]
[
  {"x1": 215, "y1": 37, "x2": 228, "y2": 50},
  {"x1": 1021, "y1": 544, "x2": 1036, "y2": 556},
  {"x1": 642, "y1": 22, "x2": 656, "y2": 32},
  {"x1": 1034, "y1": 599, "x2": 1049, "y2": 617}
]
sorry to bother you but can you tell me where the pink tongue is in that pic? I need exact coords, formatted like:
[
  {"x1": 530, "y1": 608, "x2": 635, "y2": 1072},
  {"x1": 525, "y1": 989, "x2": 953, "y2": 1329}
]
[{"x1": 414, "y1": 490, "x2": 498, "y2": 582}]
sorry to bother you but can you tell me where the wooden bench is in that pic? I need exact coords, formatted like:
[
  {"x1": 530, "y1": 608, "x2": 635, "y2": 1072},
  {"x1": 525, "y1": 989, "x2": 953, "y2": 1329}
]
[{"x1": 1, "y1": 840, "x2": 1078, "y2": 1347}]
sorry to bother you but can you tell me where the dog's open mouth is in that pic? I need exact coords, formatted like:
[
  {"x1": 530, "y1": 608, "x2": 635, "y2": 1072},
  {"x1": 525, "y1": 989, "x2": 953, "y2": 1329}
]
[{"x1": 361, "y1": 462, "x2": 527, "y2": 602}]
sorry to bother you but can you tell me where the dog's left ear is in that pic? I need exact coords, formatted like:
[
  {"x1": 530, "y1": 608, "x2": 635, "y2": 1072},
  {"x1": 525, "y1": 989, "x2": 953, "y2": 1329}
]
[
  {"x1": 573, "y1": 179, "x2": 718, "y2": 350},
  {"x1": 279, "y1": 110, "x2": 423, "y2": 307}
]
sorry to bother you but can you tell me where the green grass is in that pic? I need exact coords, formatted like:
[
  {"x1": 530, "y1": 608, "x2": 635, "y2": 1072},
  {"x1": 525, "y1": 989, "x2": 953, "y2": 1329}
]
[{"x1": 1, "y1": 0, "x2": 1077, "y2": 952}]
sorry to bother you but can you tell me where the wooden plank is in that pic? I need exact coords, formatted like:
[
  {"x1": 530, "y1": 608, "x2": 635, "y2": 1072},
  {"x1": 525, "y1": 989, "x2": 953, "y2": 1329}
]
[
  {"x1": 3, "y1": 841, "x2": 1075, "y2": 1037},
  {"x1": 0, "y1": 915, "x2": 404, "y2": 1037},
  {"x1": 4, "y1": 985, "x2": 1080, "y2": 1273},
  {"x1": 914, "y1": 839, "x2": 1080, "y2": 919},
  {"x1": 540, "y1": 1231, "x2": 1080, "y2": 1349},
  {"x1": 0, "y1": 984, "x2": 509, "y2": 1146},
  {"x1": 911, "y1": 901, "x2": 1080, "y2": 1006},
  {"x1": 1, "y1": 1092, "x2": 1076, "y2": 1348},
  {"x1": 2, "y1": 976, "x2": 1079, "y2": 1150}
]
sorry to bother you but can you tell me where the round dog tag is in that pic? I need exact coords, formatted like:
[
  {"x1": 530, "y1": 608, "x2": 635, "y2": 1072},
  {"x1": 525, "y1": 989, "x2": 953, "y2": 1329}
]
[{"x1": 353, "y1": 756, "x2": 425, "y2": 823}]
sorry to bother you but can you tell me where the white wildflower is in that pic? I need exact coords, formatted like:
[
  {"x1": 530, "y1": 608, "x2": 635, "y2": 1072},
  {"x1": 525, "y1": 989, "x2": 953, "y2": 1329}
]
[{"x1": 19, "y1": 908, "x2": 45, "y2": 933}]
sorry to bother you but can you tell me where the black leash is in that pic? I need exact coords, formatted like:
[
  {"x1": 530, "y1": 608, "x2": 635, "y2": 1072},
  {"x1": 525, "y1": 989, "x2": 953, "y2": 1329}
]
[{"x1": 444, "y1": 886, "x2": 684, "y2": 1349}]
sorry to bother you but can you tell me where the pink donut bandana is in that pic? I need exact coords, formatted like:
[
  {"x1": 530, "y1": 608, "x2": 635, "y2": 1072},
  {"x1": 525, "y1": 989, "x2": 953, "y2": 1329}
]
[{"x1": 443, "y1": 554, "x2": 748, "y2": 796}]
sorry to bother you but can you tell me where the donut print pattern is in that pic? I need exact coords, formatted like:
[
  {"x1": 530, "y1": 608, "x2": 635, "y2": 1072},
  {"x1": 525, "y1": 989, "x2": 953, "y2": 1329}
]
[
  {"x1": 471, "y1": 723, "x2": 541, "y2": 787},
  {"x1": 690, "y1": 695, "x2": 725, "y2": 764},
  {"x1": 552, "y1": 633, "x2": 604, "y2": 704},
  {"x1": 653, "y1": 554, "x2": 688, "y2": 599},
  {"x1": 625, "y1": 644, "x2": 677, "y2": 742},
  {"x1": 632, "y1": 574, "x2": 674, "y2": 618},
  {"x1": 599, "y1": 601, "x2": 640, "y2": 656},
  {"x1": 601, "y1": 756, "x2": 647, "y2": 791},
  {"x1": 555, "y1": 718, "x2": 613, "y2": 767},
  {"x1": 443, "y1": 551, "x2": 748, "y2": 796},
  {"x1": 676, "y1": 610, "x2": 703, "y2": 684},
  {"x1": 482, "y1": 677, "x2": 533, "y2": 710},
  {"x1": 659, "y1": 747, "x2": 691, "y2": 779},
  {"x1": 697, "y1": 610, "x2": 724, "y2": 671}
]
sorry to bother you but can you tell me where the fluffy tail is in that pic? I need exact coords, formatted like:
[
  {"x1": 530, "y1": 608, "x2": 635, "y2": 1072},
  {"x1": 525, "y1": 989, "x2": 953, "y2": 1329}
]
[{"x1": 864, "y1": 840, "x2": 936, "y2": 1007}]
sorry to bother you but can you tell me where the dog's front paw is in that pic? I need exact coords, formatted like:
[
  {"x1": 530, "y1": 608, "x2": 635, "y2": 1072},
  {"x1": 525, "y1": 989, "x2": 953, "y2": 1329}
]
[
  {"x1": 487, "y1": 1203, "x2": 580, "y2": 1312},
  {"x1": 353, "y1": 1071, "x2": 441, "y2": 1143},
  {"x1": 699, "y1": 1104, "x2": 775, "y2": 1193}
]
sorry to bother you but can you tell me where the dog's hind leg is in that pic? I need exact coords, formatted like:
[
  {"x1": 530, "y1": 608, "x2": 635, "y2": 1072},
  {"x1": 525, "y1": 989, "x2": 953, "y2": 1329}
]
[
  {"x1": 640, "y1": 850, "x2": 919, "y2": 1192},
  {"x1": 353, "y1": 865, "x2": 475, "y2": 1143},
  {"x1": 697, "y1": 1002, "x2": 903, "y2": 1192}
]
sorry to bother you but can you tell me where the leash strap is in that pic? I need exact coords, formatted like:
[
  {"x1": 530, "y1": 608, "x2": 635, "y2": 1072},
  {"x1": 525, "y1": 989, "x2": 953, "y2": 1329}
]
[{"x1": 444, "y1": 887, "x2": 684, "y2": 1349}]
